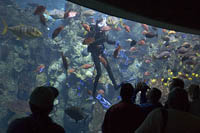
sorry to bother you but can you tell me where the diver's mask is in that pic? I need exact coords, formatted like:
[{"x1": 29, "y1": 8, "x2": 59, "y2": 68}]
[
  {"x1": 97, "y1": 17, "x2": 107, "y2": 28},
  {"x1": 96, "y1": 17, "x2": 107, "y2": 32}
]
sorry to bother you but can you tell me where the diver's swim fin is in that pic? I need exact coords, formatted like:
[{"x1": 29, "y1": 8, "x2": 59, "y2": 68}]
[{"x1": 96, "y1": 94, "x2": 111, "y2": 109}]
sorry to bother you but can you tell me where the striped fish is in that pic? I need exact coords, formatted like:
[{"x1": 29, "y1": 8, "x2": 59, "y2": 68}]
[{"x1": 1, "y1": 19, "x2": 42, "y2": 40}]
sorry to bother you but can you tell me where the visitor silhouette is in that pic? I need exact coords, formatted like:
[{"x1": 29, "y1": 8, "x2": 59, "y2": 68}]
[
  {"x1": 102, "y1": 83, "x2": 144, "y2": 133},
  {"x1": 7, "y1": 86, "x2": 65, "y2": 133}
]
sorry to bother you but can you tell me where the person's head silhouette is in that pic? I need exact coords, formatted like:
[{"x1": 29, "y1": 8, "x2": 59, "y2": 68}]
[
  {"x1": 7, "y1": 86, "x2": 65, "y2": 132},
  {"x1": 147, "y1": 87, "x2": 162, "y2": 104},
  {"x1": 29, "y1": 86, "x2": 59, "y2": 116},
  {"x1": 120, "y1": 83, "x2": 134, "y2": 103},
  {"x1": 169, "y1": 78, "x2": 184, "y2": 92},
  {"x1": 187, "y1": 84, "x2": 200, "y2": 101}
]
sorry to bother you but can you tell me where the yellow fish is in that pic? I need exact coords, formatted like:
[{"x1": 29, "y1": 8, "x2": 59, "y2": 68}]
[
  {"x1": 196, "y1": 52, "x2": 200, "y2": 57},
  {"x1": 126, "y1": 38, "x2": 132, "y2": 42},
  {"x1": 178, "y1": 72, "x2": 182, "y2": 75},
  {"x1": 83, "y1": 31, "x2": 88, "y2": 35},
  {"x1": 164, "y1": 83, "x2": 168, "y2": 86},
  {"x1": 119, "y1": 18, "x2": 124, "y2": 27},
  {"x1": 1, "y1": 19, "x2": 42, "y2": 40},
  {"x1": 192, "y1": 73, "x2": 195, "y2": 76},
  {"x1": 168, "y1": 30, "x2": 176, "y2": 35},
  {"x1": 114, "y1": 23, "x2": 118, "y2": 29},
  {"x1": 151, "y1": 79, "x2": 157, "y2": 83}
]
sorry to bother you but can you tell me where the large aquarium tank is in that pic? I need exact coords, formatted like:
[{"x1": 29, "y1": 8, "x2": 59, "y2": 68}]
[{"x1": 0, "y1": 0, "x2": 200, "y2": 132}]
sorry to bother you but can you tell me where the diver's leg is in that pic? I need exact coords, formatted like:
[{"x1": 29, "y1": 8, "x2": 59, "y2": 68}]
[
  {"x1": 102, "y1": 55, "x2": 118, "y2": 90},
  {"x1": 92, "y1": 54, "x2": 102, "y2": 98}
]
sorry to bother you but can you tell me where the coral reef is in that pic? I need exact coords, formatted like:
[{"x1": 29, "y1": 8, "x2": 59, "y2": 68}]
[
  {"x1": 36, "y1": 73, "x2": 47, "y2": 86},
  {"x1": 13, "y1": 58, "x2": 25, "y2": 72}
]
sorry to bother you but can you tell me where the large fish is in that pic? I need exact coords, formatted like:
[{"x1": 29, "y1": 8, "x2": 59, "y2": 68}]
[
  {"x1": 177, "y1": 46, "x2": 189, "y2": 54},
  {"x1": 1, "y1": 19, "x2": 42, "y2": 40},
  {"x1": 65, "y1": 106, "x2": 88, "y2": 123},
  {"x1": 153, "y1": 51, "x2": 171, "y2": 59},
  {"x1": 143, "y1": 31, "x2": 158, "y2": 38}
]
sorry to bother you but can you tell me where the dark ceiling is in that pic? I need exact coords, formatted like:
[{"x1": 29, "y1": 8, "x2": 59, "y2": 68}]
[{"x1": 68, "y1": 0, "x2": 200, "y2": 35}]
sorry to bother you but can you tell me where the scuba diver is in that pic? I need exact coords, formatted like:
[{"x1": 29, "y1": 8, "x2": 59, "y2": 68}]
[{"x1": 86, "y1": 17, "x2": 119, "y2": 98}]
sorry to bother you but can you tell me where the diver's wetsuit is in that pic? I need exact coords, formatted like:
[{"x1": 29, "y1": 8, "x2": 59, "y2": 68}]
[{"x1": 87, "y1": 23, "x2": 118, "y2": 97}]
